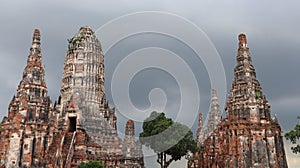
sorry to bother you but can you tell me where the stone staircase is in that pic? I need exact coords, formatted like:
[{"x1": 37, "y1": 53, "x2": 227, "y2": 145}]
[
  {"x1": 46, "y1": 132, "x2": 64, "y2": 166},
  {"x1": 62, "y1": 132, "x2": 76, "y2": 168},
  {"x1": 65, "y1": 132, "x2": 76, "y2": 168}
]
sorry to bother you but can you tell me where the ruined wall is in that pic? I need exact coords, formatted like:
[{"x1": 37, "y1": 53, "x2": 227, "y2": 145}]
[{"x1": 199, "y1": 118, "x2": 287, "y2": 168}]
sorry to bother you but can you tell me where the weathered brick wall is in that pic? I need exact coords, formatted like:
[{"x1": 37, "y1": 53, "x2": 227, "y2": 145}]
[
  {"x1": 189, "y1": 34, "x2": 288, "y2": 168},
  {"x1": 0, "y1": 29, "x2": 52, "y2": 168}
]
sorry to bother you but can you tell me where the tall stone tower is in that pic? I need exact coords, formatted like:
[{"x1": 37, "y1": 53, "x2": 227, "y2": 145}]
[
  {"x1": 189, "y1": 34, "x2": 288, "y2": 168},
  {"x1": 122, "y1": 120, "x2": 144, "y2": 167},
  {"x1": 0, "y1": 27, "x2": 144, "y2": 168},
  {"x1": 226, "y1": 34, "x2": 271, "y2": 122},
  {"x1": 196, "y1": 112, "x2": 204, "y2": 146},
  {"x1": 60, "y1": 27, "x2": 105, "y2": 106},
  {"x1": 55, "y1": 26, "x2": 117, "y2": 141},
  {"x1": 0, "y1": 29, "x2": 52, "y2": 168},
  {"x1": 188, "y1": 112, "x2": 204, "y2": 168},
  {"x1": 46, "y1": 26, "x2": 144, "y2": 168},
  {"x1": 188, "y1": 89, "x2": 221, "y2": 168},
  {"x1": 202, "y1": 89, "x2": 222, "y2": 140}
]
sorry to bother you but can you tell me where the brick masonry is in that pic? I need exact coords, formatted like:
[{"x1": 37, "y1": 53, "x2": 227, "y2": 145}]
[
  {"x1": 0, "y1": 27, "x2": 144, "y2": 168},
  {"x1": 188, "y1": 34, "x2": 288, "y2": 168}
]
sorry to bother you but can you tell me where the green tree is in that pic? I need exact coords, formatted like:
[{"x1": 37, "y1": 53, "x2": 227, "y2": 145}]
[
  {"x1": 139, "y1": 111, "x2": 197, "y2": 168},
  {"x1": 285, "y1": 116, "x2": 300, "y2": 154},
  {"x1": 78, "y1": 160, "x2": 103, "y2": 168}
]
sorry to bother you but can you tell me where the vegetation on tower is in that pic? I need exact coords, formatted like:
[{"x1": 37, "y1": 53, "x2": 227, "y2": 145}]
[{"x1": 67, "y1": 35, "x2": 86, "y2": 53}]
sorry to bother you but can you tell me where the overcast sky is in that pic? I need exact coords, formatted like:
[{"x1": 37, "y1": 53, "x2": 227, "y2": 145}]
[{"x1": 0, "y1": 0, "x2": 299, "y2": 167}]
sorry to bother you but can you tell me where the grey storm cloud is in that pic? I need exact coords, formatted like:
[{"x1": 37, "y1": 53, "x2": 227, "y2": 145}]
[{"x1": 0, "y1": 0, "x2": 299, "y2": 167}]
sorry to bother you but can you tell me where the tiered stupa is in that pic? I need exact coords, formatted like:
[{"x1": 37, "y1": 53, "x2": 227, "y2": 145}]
[
  {"x1": 0, "y1": 28, "x2": 144, "y2": 168},
  {"x1": 47, "y1": 26, "x2": 144, "y2": 168},
  {"x1": 189, "y1": 34, "x2": 288, "y2": 168},
  {"x1": 202, "y1": 89, "x2": 222, "y2": 141},
  {"x1": 0, "y1": 29, "x2": 52, "y2": 167}
]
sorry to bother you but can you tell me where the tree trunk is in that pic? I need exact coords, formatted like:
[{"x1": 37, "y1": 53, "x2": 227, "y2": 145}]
[
  {"x1": 164, "y1": 153, "x2": 167, "y2": 167},
  {"x1": 157, "y1": 152, "x2": 174, "y2": 168},
  {"x1": 158, "y1": 153, "x2": 163, "y2": 168}
]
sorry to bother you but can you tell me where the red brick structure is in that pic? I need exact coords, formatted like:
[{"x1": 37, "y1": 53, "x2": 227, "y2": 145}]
[
  {"x1": 188, "y1": 34, "x2": 288, "y2": 168},
  {"x1": 0, "y1": 28, "x2": 144, "y2": 168},
  {"x1": 0, "y1": 29, "x2": 52, "y2": 168}
]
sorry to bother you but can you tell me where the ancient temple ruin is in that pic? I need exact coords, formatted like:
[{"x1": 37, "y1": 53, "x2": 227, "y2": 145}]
[
  {"x1": 202, "y1": 89, "x2": 222, "y2": 142},
  {"x1": 0, "y1": 29, "x2": 52, "y2": 167},
  {"x1": 188, "y1": 34, "x2": 288, "y2": 168},
  {"x1": 0, "y1": 27, "x2": 288, "y2": 168},
  {"x1": 0, "y1": 27, "x2": 144, "y2": 168}
]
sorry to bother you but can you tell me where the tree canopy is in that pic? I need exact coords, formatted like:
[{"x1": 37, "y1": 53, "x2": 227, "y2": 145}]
[
  {"x1": 139, "y1": 111, "x2": 197, "y2": 168},
  {"x1": 78, "y1": 160, "x2": 103, "y2": 168},
  {"x1": 285, "y1": 116, "x2": 300, "y2": 154}
]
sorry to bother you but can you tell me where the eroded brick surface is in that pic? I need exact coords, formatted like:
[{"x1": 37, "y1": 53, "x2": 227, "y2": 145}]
[
  {"x1": 188, "y1": 34, "x2": 288, "y2": 168},
  {"x1": 0, "y1": 28, "x2": 144, "y2": 168},
  {"x1": 0, "y1": 29, "x2": 52, "y2": 168}
]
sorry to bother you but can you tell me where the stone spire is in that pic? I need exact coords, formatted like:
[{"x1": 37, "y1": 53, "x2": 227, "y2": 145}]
[
  {"x1": 60, "y1": 26, "x2": 105, "y2": 108},
  {"x1": 46, "y1": 27, "x2": 143, "y2": 168},
  {"x1": 238, "y1": 33, "x2": 248, "y2": 49},
  {"x1": 203, "y1": 89, "x2": 222, "y2": 140},
  {"x1": 0, "y1": 29, "x2": 52, "y2": 168},
  {"x1": 196, "y1": 112, "x2": 203, "y2": 146},
  {"x1": 125, "y1": 119, "x2": 135, "y2": 137},
  {"x1": 21, "y1": 29, "x2": 46, "y2": 87},
  {"x1": 227, "y1": 34, "x2": 270, "y2": 122},
  {"x1": 234, "y1": 34, "x2": 256, "y2": 82},
  {"x1": 56, "y1": 26, "x2": 117, "y2": 142},
  {"x1": 123, "y1": 120, "x2": 144, "y2": 167},
  {"x1": 14, "y1": 29, "x2": 51, "y2": 120},
  {"x1": 30, "y1": 29, "x2": 41, "y2": 55},
  {"x1": 0, "y1": 28, "x2": 144, "y2": 168},
  {"x1": 190, "y1": 34, "x2": 288, "y2": 168}
]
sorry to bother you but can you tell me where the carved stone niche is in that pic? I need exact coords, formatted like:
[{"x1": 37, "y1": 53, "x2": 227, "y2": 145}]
[{"x1": 75, "y1": 64, "x2": 84, "y2": 73}]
